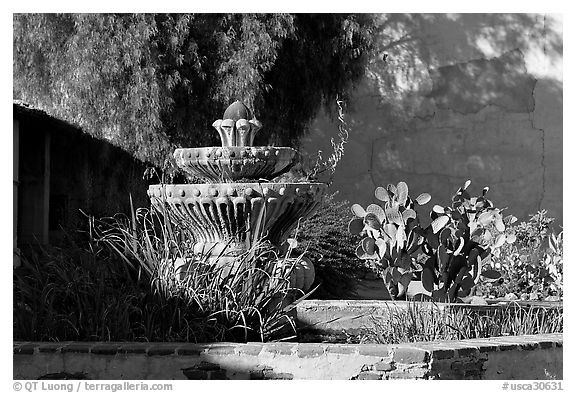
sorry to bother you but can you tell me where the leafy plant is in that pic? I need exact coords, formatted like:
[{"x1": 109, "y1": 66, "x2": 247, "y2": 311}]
[
  {"x1": 14, "y1": 202, "x2": 307, "y2": 343},
  {"x1": 348, "y1": 180, "x2": 515, "y2": 302},
  {"x1": 544, "y1": 231, "x2": 564, "y2": 297},
  {"x1": 14, "y1": 244, "x2": 144, "y2": 342},
  {"x1": 477, "y1": 210, "x2": 563, "y2": 300},
  {"x1": 91, "y1": 202, "x2": 306, "y2": 342}
]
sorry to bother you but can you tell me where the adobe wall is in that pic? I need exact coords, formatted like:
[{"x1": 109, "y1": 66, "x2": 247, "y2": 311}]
[{"x1": 302, "y1": 14, "x2": 562, "y2": 226}]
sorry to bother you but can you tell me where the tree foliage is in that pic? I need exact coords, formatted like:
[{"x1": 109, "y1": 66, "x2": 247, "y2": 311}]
[{"x1": 14, "y1": 13, "x2": 375, "y2": 165}]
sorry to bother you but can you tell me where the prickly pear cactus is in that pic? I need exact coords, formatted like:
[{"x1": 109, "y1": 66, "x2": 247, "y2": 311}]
[
  {"x1": 348, "y1": 181, "x2": 431, "y2": 299},
  {"x1": 348, "y1": 179, "x2": 517, "y2": 302},
  {"x1": 417, "y1": 180, "x2": 517, "y2": 302}
]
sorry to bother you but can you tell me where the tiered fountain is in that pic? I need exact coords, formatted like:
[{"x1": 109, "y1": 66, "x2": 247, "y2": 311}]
[{"x1": 147, "y1": 101, "x2": 327, "y2": 290}]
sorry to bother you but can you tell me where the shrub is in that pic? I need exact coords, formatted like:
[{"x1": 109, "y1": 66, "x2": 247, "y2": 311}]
[
  {"x1": 476, "y1": 210, "x2": 563, "y2": 301},
  {"x1": 294, "y1": 192, "x2": 371, "y2": 299}
]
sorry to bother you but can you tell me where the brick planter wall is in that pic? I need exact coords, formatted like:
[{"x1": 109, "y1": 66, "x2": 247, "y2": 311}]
[{"x1": 13, "y1": 333, "x2": 562, "y2": 380}]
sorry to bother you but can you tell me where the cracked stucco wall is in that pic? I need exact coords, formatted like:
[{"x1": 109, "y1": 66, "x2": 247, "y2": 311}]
[{"x1": 303, "y1": 14, "x2": 562, "y2": 226}]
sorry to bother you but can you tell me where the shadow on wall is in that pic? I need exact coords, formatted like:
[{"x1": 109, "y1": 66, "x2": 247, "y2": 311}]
[
  {"x1": 366, "y1": 14, "x2": 562, "y2": 119},
  {"x1": 303, "y1": 13, "x2": 563, "y2": 226}
]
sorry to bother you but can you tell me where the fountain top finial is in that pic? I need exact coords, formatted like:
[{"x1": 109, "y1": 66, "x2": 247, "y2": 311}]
[
  {"x1": 223, "y1": 100, "x2": 252, "y2": 122},
  {"x1": 212, "y1": 101, "x2": 262, "y2": 147}
]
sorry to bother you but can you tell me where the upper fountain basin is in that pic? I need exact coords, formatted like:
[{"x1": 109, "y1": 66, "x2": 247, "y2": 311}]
[{"x1": 174, "y1": 146, "x2": 298, "y2": 181}]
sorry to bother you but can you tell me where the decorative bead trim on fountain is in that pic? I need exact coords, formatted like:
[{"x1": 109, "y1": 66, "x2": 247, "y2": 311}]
[{"x1": 148, "y1": 101, "x2": 327, "y2": 291}]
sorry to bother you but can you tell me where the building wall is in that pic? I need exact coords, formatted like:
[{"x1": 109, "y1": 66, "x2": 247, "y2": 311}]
[
  {"x1": 302, "y1": 14, "x2": 562, "y2": 226},
  {"x1": 17, "y1": 117, "x2": 49, "y2": 244},
  {"x1": 47, "y1": 121, "x2": 151, "y2": 243},
  {"x1": 14, "y1": 119, "x2": 20, "y2": 267},
  {"x1": 15, "y1": 108, "x2": 151, "y2": 247}
]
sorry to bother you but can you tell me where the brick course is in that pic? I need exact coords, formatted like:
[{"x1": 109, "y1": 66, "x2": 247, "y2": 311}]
[{"x1": 13, "y1": 333, "x2": 562, "y2": 380}]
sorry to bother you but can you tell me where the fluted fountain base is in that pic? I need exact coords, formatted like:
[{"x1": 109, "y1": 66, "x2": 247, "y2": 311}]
[
  {"x1": 148, "y1": 182, "x2": 326, "y2": 290},
  {"x1": 148, "y1": 182, "x2": 327, "y2": 248}
]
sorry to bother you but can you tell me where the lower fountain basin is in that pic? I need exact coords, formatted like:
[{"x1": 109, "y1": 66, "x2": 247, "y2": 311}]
[
  {"x1": 174, "y1": 147, "x2": 298, "y2": 181},
  {"x1": 148, "y1": 182, "x2": 327, "y2": 249}
]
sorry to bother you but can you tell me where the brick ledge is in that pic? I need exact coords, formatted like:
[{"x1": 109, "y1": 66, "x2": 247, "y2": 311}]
[{"x1": 14, "y1": 333, "x2": 562, "y2": 358}]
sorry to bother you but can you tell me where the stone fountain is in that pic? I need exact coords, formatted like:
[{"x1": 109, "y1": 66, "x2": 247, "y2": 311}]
[{"x1": 147, "y1": 101, "x2": 327, "y2": 290}]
